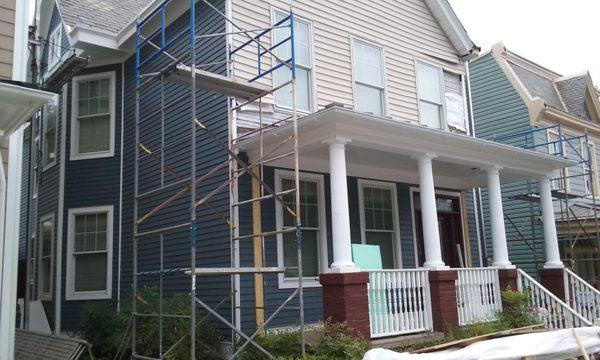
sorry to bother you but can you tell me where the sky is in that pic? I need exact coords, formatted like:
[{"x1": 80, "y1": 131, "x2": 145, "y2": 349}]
[{"x1": 448, "y1": 0, "x2": 600, "y2": 85}]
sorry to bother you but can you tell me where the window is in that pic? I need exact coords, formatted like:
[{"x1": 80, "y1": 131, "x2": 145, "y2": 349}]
[
  {"x1": 275, "y1": 171, "x2": 326, "y2": 288},
  {"x1": 47, "y1": 26, "x2": 62, "y2": 70},
  {"x1": 547, "y1": 130, "x2": 569, "y2": 191},
  {"x1": 32, "y1": 116, "x2": 40, "y2": 197},
  {"x1": 38, "y1": 215, "x2": 54, "y2": 299},
  {"x1": 66, "y1": 206, "x2": 113, "y2": 300},
  {"x1": 71, "y1": 72, "x2": 115, "y2": 160},
  {"x1": 582, "y1": 140, "x2": 600, "y2": 196},
  {"x1": 416, "y1": 61, "x2": 444, "y2": 129},
  {"x1": 352, "y1": 38, "x2": 386, "y2": 116},
  {"x1": 358, "y1": 180, "x2": 400, "y2": 269},
  {"x1": 42, "y1": 95, "x2": 58, "y2": 169},
  {"x1": 272, "y1": 11, "x2": 313, "y2": 112}
]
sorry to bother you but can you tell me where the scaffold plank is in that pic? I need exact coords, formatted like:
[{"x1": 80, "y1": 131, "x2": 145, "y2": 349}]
[{"x1": 185, "y1": 267, "x2": 285, "y2": 275}]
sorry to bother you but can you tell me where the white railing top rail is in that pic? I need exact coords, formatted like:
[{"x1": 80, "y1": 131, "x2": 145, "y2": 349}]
[
  {"x1": 564, "y1": 268, "x2": 600, "y2": 323},
  {"x1": 565, "y1": 268, "x2": 600, "y2": 296},
  {"x1": 366, "y1": 269, "x2": 429, "y2": 273},
  {"x1": 517, "y1": 269, "x2": 592, "y2": 327}
]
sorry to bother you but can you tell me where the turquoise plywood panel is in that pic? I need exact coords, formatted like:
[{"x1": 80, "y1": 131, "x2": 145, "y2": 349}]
[{"x1": 352, "y1": 244, "x2": 383, "y2": 270}]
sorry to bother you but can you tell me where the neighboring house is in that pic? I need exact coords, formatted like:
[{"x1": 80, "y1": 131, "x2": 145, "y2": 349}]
[
  {"x1": 0, "y1": 0, "x2": 15, "y2": 80},
  {"x1": 16, "y1": 0, "x2": 586, "y2": 352},
  {"x1": 470, "y1": 43, "x2": 600, "y2": 285}
]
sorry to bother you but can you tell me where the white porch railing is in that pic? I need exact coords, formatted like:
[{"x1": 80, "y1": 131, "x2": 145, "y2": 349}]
[
  {"x1": 367, "y1": 269, "x2": 433, "y2": 338},
  {"x1": 455, "y1": 268, "x2": 502, "y2": 325},
  {"x1": 517, "y1": 269, "x2": 591, "y2": 329},
  {"x1": 564, "y1": 268, "x2": 600, "y2": 324}
]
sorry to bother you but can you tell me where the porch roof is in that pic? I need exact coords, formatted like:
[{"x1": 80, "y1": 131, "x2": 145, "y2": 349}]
[{"x1": 236, "y1": 107, "x2": 574, "y2": 189}]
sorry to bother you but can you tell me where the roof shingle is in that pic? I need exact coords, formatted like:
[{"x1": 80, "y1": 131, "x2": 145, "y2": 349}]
[{"x1": 57, "y1": 0, "x2": 153, "y2": 34}]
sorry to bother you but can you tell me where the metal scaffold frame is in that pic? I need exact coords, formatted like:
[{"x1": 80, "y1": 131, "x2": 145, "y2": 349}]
[
  {"x1": 132, "y1": 1, "x2": 306, "y2": 358},
  {"x1": 493, "y1": 124, "x2": 600, "y2": 275}
]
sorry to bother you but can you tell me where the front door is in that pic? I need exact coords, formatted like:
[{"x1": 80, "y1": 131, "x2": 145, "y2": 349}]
[{"x1": 413, "y1": 192, "x2": 465, "y2": 268}]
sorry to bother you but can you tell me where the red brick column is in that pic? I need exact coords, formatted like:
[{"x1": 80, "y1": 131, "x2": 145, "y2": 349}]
[
  {"x1": 498, "y1": 268, "x2": 519, "y2": 309},
  {"x1": 538, "y1": 268, "x2": 566, "y2": 301},
  {"x1": 319, "y1": 272, "x2": 370, "y2": 339},
  {"x1": 428, "y1": 270, "x2": 459, "y2": 334}
]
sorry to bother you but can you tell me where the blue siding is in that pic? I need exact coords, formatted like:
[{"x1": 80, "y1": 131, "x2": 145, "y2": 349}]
[
  {"x1": 470, "y1": 54, "x2": 545, "y2": 275},
  {"x1": 41, "y1": 4, "x2": 70, "y2": 75}
]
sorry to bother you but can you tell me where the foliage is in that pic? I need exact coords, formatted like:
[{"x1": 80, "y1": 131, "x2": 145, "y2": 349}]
[
  {"x1": 497, "y1": 288, "x2": 538, "y2": 328},
  {"x1": 77, "y1": 287, "x2": 223, "y2": 360},
  {"x1": 238, "y1": 320, "x2": 370, "y2": 360}
]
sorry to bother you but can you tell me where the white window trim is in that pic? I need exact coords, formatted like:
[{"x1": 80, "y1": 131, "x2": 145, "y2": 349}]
[
  {"x1": 350, "y1": 36, "x2": 389, "y2": 117},
  {"x1": 38, "y1": 213, "x2": 55, "y2": 301},
  {"x1": 275, "y1": 169, "x2": 328, "y2": 289},
  {"x1": 70, "y1": 71, "x2": 116, "y2": 161},
  {"x1": 582, "y1": 139, "x2": 600, "y2": 197},
  {"x1": 47, "y1": 26, "x2": 62, "y2": 70},
  {"x1": 270, "y1": 8, "x2": 317, "y2": 115},
  {"x1": 66, "y1": 205, "x2": 113, "y2": 300},
  {"x1": 42, "y1": 95, "x2": 59, "y2": 171},
  {"x1": 32, "y1": 131, "x2": 40, "y2": 199},
  {"x1": 414, "y1": 58, "x2": 448, "y2": 130},
  {"x1": 547, "y1": 129, "x2": 570, "y2": 192},
  {"x1": 408, "y1": 187, "x2": 466, "y2": 267},
  {"x1": 357, "y1": 179, "x2": 402, "y2": 269}
]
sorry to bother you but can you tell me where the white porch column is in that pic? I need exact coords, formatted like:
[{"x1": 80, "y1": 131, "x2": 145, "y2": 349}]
[
  {"x1": 487, "y1": 166, "x2": 513, "y2": 268},
  {"x1": 325, "y1": 138, "x2": 359, "y2": 273},
  {"x1": 415, "y1": 153, "x2": 446, "y2": 269},
  {"x1": 538, "y1": 175, "x2": 564, "y2": 268}
]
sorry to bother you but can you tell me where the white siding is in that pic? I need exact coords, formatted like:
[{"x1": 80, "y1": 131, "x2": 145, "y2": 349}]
[
  {"x1": 230, "y1": 0, "x2": 465, "y2": 127},
  {"x1": 0, "y1": 0, "x2": 15, "y2": 80}
]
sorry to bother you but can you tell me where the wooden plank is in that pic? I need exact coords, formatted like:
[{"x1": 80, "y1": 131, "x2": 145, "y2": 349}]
[
  {"x1": 252, "y1": 167, "x2": 265, "y2": 327},
  {"x1": 186, "y1": 267, "x2": 284, "y2": 275}
]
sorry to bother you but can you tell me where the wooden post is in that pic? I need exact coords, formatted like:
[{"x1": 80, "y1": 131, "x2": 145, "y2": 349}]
[{"x1": 251, "y1": 170, "x2": 265, "y2": 328}]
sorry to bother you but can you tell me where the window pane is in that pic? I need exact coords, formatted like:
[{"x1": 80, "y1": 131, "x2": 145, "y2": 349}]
[
  {"x1": 274, "y1": 67, "x2": 310, "y2": 112},
  {"x1": 41, "y1": 220, "x2": 53, "y2": 256},
  {"x1": 295, "y1": 20, "x2": 311, "y2": 66},
  {"x1": 417, "y1": 62, "x2": 442, "y2": 103},
  {"x1": 419, "y1": 101, "x2": 442, "y2": 129},
  {"x1": 366, "y1": 231, "x2": 394, "y2": 268},
  {"x1": 78, "y1": 81, "x2": 89, "y2": 101},
  {"x1": 355, "y1": 84, "x2": 383, "y2": 116},
  {"x1": 78, "y1": 115, "x2": 110, "y2": 153},
  {"x1": 353, "y1": 40, "x2": 383, "y2": 87},
  {"x1": 42, "y1": 258, "x2": 51, "y2": 293},
  {"x1": 75, "y1": 233, "x2": 85, "y2": 252},
  {"x1": 74, "y1": 253, "x2": 107, "y2": 292},
  {"x1": 283, "y1": 230, "x2": 318, "y2": 277}
]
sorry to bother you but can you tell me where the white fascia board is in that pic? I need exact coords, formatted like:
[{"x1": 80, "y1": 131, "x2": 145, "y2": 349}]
[
  {"x1": 423, "y1": 0, "x2": 478, "y2": 60},
  {"x1": 69, "y1": 24, "x2": 119, "y2": 50},
  {"x1": 0, "y1": 83, "x2": 55, "y2": 138}
]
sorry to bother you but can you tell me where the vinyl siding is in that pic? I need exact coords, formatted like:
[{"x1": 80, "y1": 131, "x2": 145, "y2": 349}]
[
  {"x1": 0, "y1": 0, "x2": 14, "y2": 79},
  {"x1": 231, "y1": 0, "x2": 464, "y2": 126},
  {"x1": 470, "y1": 54, "x2": 545, "y2": 275},
  {"x1": 41, "y1": 4, "x2": 70, "y2": 76}
]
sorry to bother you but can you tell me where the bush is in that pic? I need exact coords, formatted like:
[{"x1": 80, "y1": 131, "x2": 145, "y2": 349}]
[
  {"x1": 238, "y1": 320, "x2": 370, "y2": 360},
  {"x1": 78, "y1": 287, "x2": 223, "y2": 359},
  {"x1": 497, "y1": 288, "x2": 538, "y2": 328}
]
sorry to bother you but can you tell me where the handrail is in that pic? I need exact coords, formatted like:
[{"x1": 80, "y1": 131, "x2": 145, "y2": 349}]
[
  {"x1": 517, "y1": 269, "x2": 591, "y2": 329},
  {"x1": 564, "y1": 268, "x2": 600, "y2": 323}
]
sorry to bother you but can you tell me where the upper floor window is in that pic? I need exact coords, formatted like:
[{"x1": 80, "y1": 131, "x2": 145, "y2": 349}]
[
  {"x1": 416, "y1": 61, "x2": 444, "y2": 129},
  {"x1": 42, "y1": 95, "x2": 58, "y2": 169},
  {"x1": 582, "y1": 140, "x2": 600, "y2": 197},
  {"x1": 38, "y1": 214, "x2": 54, "y2": 300},
  {"x1": 547, "y1": 129, "x2": 569, "y2": 191},
  {"x1": 71, "y1": 72, "x2": 115, "y2": 160},
  {"x1": 48, "y1": 26, "x2": 62, "y2": 69},
  {"x1": 352, "y1": 39, "x2": 386, "y2": 116},
  {"x1": 272, "y1": 11, "x2": 313, "y2": 112}
]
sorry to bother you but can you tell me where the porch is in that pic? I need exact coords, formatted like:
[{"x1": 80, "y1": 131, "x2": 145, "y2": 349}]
[{"x1": 235, "y1": 106, "x2": 579, "y2": 337}]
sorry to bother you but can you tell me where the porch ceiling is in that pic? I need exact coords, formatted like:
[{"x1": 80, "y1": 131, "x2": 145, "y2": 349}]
[{"x1": 236, "y1": 107, "x2": 575, "y2": 189}]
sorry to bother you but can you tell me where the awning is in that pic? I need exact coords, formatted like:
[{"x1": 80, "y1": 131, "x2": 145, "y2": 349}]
[
  {"x1": 0, "y1": 81, "x2": 55, "y2": 138},
  {"x1": 236, "y1": 106, "x2": 575, "y2": 189}
]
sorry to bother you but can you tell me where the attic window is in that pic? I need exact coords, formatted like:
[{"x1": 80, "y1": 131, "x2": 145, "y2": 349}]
[{"x1": 48, "y1": 26, "x2": 62, "y2": 70}]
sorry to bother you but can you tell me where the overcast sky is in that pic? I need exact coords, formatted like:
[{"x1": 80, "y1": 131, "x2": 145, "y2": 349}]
[{"x1": 449, "y1": 0, "x2": 600, "y2": 85}]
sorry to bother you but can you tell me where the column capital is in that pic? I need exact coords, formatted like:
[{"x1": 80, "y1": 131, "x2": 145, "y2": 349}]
[
  {"x1": 411, "y1": 152, "x2": 437, "y2": 161},
  {"x1": 485, "y1": 165, "x2": 503, "y2": 174},
  {"x1": 322, "y1": 136, "x2": 351, "y2": 146}
]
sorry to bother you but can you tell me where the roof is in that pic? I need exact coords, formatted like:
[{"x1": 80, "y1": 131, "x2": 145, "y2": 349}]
[
  {"x1": 555, "y1": 74, "x2": 592, "y2": 120},
  {"x1": 508, "y1": 61, "x2": 565, "y2": 110},
  {"x1": 56, "y1": 0, "x2": 152, "y2": 34}
]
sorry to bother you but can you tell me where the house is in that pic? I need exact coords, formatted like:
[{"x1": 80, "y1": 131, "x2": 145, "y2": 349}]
[
  {"x1": 12, "y1": 0, "x2": 597, "y2": 357},
  {"x1": 469, "y1": 43, "x2": 600, "y2": 286}
]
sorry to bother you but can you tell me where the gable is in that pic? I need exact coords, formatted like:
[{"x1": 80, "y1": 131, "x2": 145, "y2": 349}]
[{"x1": 41, "y1": 4, "x2": 70, "y2": 75}]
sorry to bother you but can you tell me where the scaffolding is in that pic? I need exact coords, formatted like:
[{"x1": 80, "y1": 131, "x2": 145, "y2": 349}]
[
  {"x1": 493, "y1": 124, "x2": 600, "y2": 279},
  {"x1": 133, "y1": 1, "x2": 305, "y2": 358}
]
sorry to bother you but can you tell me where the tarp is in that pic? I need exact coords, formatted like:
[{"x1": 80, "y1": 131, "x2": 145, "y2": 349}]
[{"x1": 363, "y1": 327, "x2": 600, "y2": 360}]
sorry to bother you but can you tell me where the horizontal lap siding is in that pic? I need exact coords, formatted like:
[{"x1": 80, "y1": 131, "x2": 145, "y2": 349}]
[
  {"x1": 470, "y1": 54, "x2": 544, "y2": 276},
  {"x1": 18, "y1": 135, "x2": 30, "y2": 260},
  {"x1": 121, "y1": 0, "x2": 232, "y2": 334},
  {"x1": 231, "y1": 0, "x2": 462, "y2": 124}
]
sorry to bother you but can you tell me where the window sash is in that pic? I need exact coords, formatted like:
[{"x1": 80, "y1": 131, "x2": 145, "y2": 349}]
[
  {"x1": 352, "y1": 39, "x2": 384, "y2": 87},
  {"x1": 42, "y1": 96, "x2": 58, "y2": 168},
  {"x1": 360, "y1": 184, "x2": 397, "y2": 269},
  {"x1": 416, "y1": 61, "x2": 443, "y2": 104},
  {"x1": 48, "y1": 28, "x2": 62, "y2": 68},
  {"x1": 39, "y1": 217, "x2": 54, "y2": 298}
]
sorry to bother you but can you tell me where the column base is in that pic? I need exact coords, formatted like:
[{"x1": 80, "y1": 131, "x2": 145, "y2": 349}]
[
  {"x1": 319, "y1": 272, "x2": 370, "y2": 339},
  {"x1": 428, "y1": 270, "x2": 459, "y2": 334},
  {"x1": 538, "y1": 268, "x2": 566, "y2": 301},
  {"x1": 543, "y1": 261, "x2": 565, "y2": 269},
  {"x1": 328, "y1": 263, "x2": 361, "y2": 273},
  {"x1": 492, "y1": 262, "x2": 515, "y2": 269}
]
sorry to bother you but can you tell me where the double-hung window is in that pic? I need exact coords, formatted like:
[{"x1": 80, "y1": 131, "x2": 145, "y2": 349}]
[
  {"x1": 358, "y1": 180, "x2": 399, "y2": 269},
  {"x1": 547, "y1": 130, "x2": 569, "y2": 191},
  {"x1": 582, "y1": 140, "x2": 600, "y2": 196},
  {"x1": 276, "y1": 171, "x2": 326, "y2": 288},
  {"x1": 416, "y1": 61, "x2": 444, "y2": 129},
  {"x1": 42, "y1": 95, "x2": 58, "y2": 169},
  {"x1": 71, "y1": 72, "x2": 115, "y2": 160},
  {"x1": 38, "y1": 215, "x2": 54, "y2": 299},
  {"x1": 352, "y1": 39, "x2": 386, "y2": 116},
  {"x1": 67, "y1": 206, "x2": 113, "y2": 300},
  {"x1": 272, "y1": 11, "x2": 313, "y2": 112},
  {"x1": 47, "y1": 27, "x2": 62, "y2": 70}
]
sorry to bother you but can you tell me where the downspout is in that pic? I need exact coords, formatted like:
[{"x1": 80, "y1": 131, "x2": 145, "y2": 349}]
[
  {"x1": 117, "y1": 61, "x2": 125, "y2": 311},
  {"x1": 54, "y1": 84, "x2": 68, "y2": 333}
]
